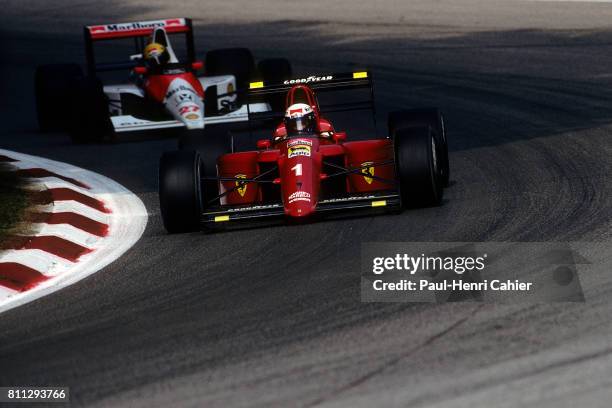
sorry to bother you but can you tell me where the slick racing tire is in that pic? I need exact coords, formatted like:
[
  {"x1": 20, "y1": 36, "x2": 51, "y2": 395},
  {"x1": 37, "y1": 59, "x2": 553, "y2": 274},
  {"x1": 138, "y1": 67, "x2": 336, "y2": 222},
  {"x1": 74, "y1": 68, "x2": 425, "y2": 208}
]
[
  {"x1": 205, "y1": 48, "x2": 256, "y2": 101},
  {"x1": 159, "y1": 150, "x2": 204, "y2": 234},
  {"x1": 35, "y1": 63, "x2": 83, "y2": 132},
  {"x1": 178, "y1": 125, "x2": 231, "y2": 206},
  {"x1": 257, "y1": 58, "x2": 292, "y2": 82},
  {"x1": 69, "y1": 76, "x2": 112, "y2": 144},
  {"x1": 389, "y1": 108, "x2": 450, "y2": 186},
  {"x1": 394, "y1": 126, "x2": 443, "y2": 208},
  {"x1": 257, "y1": 58, "x2": 293, "y2": 112}
]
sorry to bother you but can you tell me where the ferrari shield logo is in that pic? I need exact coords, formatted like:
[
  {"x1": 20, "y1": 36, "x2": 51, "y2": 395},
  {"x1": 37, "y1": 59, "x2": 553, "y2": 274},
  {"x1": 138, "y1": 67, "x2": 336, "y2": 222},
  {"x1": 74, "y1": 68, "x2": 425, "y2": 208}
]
[
  {"x1": 235, "y1": 174, "x2": 247, "y2": 197},
  {"x1": 361, "y1": 162, "x2": 375, "y2": 184}
]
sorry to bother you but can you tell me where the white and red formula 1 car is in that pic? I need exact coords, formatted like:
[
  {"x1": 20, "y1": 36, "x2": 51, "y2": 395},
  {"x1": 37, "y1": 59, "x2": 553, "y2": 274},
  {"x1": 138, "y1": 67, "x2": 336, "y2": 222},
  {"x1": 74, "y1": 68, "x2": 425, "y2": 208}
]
[{"x1": 35, "y1": 18, "x2": 293, "y2": 143}]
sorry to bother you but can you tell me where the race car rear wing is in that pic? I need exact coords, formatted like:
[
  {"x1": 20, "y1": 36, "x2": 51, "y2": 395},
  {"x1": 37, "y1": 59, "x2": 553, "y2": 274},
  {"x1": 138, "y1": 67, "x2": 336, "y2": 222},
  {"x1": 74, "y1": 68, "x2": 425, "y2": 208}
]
[
  {"x1": 83, "y1": 18, "x2": 195, "y2": 75},
  {"x1": 246, "y1": 71, "x2": 376, "y2": 123}
]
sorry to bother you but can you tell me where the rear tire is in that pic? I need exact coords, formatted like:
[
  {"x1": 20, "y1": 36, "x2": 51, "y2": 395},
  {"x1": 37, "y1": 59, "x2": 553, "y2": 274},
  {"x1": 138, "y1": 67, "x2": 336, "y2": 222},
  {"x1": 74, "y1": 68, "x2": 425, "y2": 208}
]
[
  {"x1": 178, "y1": 125, "x2": 231, "y2": 206},
  {"x1": 205, "y1": 48, "x2": 256, "y2": 97},
  {"x1": 69, "y1": 76, "x2": 112, "y2": 143},
  {"x1": 257, "y1": 58, "x2": 292, "y2": 111},
  {"x1": 35, "y1": 63, "x2": 82, "y2": 131},
  {"x1": 257, "y1": 58, "x2": 292, "y2": 82},
  {"x1": 395, "y1": 126, "x2": 443, "y2": 208},
  {"x1": 159, "y1": 150, "x2": 203, "y2": 233},
  {"x1": 389, "y1": 108, "x2": 449, "y2": 186}
]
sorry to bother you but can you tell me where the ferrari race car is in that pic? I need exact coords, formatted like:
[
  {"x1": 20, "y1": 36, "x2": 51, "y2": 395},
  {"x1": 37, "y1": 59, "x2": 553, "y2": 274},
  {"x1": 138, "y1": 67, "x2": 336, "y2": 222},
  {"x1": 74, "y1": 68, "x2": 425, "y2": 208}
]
[
  {"x1": 158, "y1": 71, "x2": 450, "y2": 233},
  {"x1": 34, "y1": 18, "x2": 292, "y2": 142}
]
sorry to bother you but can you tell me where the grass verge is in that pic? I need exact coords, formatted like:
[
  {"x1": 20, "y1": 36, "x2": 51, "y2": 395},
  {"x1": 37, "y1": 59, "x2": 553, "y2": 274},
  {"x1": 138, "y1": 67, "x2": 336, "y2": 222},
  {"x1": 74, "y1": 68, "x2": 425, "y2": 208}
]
[{"x1": 0, "y1": 163, "x2": 29, "y2": 246}]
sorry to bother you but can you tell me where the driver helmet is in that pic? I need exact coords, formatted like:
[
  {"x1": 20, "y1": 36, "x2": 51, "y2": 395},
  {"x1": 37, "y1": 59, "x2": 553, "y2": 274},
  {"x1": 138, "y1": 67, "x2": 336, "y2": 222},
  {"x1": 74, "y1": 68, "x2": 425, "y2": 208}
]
[
  {"x1": 284, "y1": 103, "x2": 316, "y2": 136},
  {"x1": 143, "y1": 42, "x2": 170, "y2": 67}
]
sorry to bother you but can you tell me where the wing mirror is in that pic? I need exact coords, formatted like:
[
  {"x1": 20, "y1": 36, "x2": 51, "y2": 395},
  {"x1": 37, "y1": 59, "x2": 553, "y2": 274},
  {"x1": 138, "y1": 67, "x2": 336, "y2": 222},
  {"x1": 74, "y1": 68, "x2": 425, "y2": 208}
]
[
  {"x1": 133, "y1": 66, "x2": 148, "y2": 75},
  {"x1": 257, "y1": 139, "x2": 271, "y2": 150},
  {"x1": 191, "y1": 61, "x2": 204, "y2": 71},
  {"x1": 333, "y1": 131, "x2": 347, "y2": 143}
]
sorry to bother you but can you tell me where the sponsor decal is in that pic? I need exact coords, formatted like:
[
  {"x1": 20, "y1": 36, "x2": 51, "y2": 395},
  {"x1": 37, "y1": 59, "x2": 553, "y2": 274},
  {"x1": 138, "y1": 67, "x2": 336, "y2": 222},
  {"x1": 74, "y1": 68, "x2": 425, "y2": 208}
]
[
  {"x1": 283, "y1": 75, "x2": 333, "y2": 85},
  {"x1": 287, "y1": 139, "x2": 313, "y2": 147},
  {"x1": 288, "y1": 191, "x2": 311, "y2": 204},
  {"x1": 321, "y1": 195, "x2": 378, "y2": 203},
  {"x1": 164, "y1": 68, "x2": 186, "y2": 75},
  {"x1": 119, "y1": 119, "x2": 148, "y2": 126},
  {"x1": 179, "y1": 105, "x2": 200, "y2": 115},
  {"x1": 166, "y1": 85, "x2": 197, "y2": 100},
  {"x1": 226, "y1": 203, "x2": 281, "y2": 213},
  {"x1": 88, "y1": 19, "x2": 185, "y2": 34},
  {"x1": 361, "y1": 162, "x2": 375, "y2": 184},
  {"x1": 288, "y1": 144, "x2": 311, "y2": 158},
  {"x1": 235, "y1": 174, "x2": 247, "y2": 197},
  {"x1": 185, "y1": 113, "x2": 199, "y2": 120}
]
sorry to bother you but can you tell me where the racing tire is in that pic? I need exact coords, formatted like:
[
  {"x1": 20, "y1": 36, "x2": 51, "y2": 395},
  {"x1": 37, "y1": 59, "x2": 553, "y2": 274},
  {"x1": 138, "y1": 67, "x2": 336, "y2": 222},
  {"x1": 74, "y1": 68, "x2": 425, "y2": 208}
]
[
  {"x1": 35, "y1": 63, "x2": 83, "y2": 132},
  {"x1": 178, "y1": 125, "x2": 231, "y2": 206},
  {"x1": 257, "y1": 58, "x2": 292, "y2": 82},
  {"x1": 389, "y1": 108, "x2": 449, "y2": 186},
  {"x1": 257, "y1": 58, "x2": 293, "y2": 111},
  {"x1": 69, "y1": 76, "x2": 112, "y2": 143},
  {"x1": 394, "y1": 126, "x2": 443, "y2": 208},
  {"x1": 159, "y1": 150, "x2": 203, "y2": 234},
  {"x1": 205, "y1": 48, "x2": 256, "y2": 99}
]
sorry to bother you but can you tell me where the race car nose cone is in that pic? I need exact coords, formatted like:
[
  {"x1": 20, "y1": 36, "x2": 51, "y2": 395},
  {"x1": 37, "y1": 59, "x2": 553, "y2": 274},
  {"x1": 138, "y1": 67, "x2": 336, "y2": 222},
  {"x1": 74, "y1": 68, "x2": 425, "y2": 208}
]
[
  {"x1": 184, "y1": 119, "x2": 205, "y2": 130},
  {"x1": 286, "y1": 191, "x2": 316, "y2": 218}
]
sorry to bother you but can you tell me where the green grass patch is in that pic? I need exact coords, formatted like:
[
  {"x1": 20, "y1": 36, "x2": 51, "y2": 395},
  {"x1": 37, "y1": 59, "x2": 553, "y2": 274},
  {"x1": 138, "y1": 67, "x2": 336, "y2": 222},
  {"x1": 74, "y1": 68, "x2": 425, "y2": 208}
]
[{"x1": 0, "y1": 164, "x2": 29, "y2": 244}]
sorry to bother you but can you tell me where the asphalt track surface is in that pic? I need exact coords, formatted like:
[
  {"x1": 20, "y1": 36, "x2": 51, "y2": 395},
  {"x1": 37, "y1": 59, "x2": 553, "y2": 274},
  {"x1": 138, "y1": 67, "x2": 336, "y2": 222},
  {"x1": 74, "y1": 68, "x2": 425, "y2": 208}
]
[{"x1": 2, "y1": 1, "x2": 612, "y2": 407}]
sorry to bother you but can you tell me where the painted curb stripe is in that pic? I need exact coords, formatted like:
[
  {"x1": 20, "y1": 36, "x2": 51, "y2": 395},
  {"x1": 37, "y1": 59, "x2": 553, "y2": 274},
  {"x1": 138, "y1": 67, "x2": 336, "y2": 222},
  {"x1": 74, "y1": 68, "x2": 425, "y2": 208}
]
[
  {"x1": 3, "y1": 236, "x2": 93, "y2": 263},
  {"x1": 0, "y1": 263, "x2": 50, "y2": 292},
  {"x1": 41, "y1": 201, "x2": 109, "y2": 224},
  {"x1": 27, "y1": 212, "x2": 109, "y2": 237},
  {"x1": 0, "y1": 250, "x2": 73, "y2": 274},
  {"x1": 18, "y1": 168, "x2": 90, "y2": 189},
  {"x1": 47, "y1": 188, "x2": 111, "y2": 213},
  {"x1": 17, "y1": 223, "x2": 102, "y2": 249},
  {"x1": 0, "y1": 148, "x2": 148, "y2": 312}
]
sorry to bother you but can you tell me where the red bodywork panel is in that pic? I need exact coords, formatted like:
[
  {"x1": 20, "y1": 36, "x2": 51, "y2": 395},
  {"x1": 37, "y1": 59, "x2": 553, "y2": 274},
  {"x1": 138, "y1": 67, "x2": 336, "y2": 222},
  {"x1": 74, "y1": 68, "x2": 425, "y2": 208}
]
[
  {"x1": 143, "y1": 72, "x2": 204, "y2": 104},
  {"x1": 217, "y1": 138, "x2": 394, "y2": 217}
]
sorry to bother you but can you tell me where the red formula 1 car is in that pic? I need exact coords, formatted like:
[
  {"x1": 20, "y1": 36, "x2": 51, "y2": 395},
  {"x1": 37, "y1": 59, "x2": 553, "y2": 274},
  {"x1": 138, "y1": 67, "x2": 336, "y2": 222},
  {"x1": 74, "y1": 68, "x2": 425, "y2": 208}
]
[{"x1": 158, "y1": 71, "x2": 449, "y2": 233}]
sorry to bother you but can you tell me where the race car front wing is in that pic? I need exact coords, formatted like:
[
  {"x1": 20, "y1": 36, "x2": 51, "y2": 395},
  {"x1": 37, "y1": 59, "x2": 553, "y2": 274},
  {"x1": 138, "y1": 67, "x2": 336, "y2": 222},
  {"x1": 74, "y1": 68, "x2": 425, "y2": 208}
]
[{"x1": 201, "y1": 193, "x2": 401, "y2": 225}]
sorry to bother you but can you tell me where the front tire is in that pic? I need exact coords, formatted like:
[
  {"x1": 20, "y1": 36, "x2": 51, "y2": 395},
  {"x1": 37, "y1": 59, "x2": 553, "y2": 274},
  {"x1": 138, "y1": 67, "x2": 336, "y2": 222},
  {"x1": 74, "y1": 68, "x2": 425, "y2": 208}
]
[
  {"x1": 205, "y1": 48, "x2": 256, "y2": 98},
  {"x1": 178, "y1": 125, "x2": 231, "y2": 206},
  {"x1": 159, "y1": 150, "x2": 204, "y2": 233},
  {"x1": 395, "y1": 126, "x2": 443, "y2": 208},
  {"x1": 69, "y1": 76, "x2": 112, "y2": 143},
  {"x1": 35, "y1": 63, "x2": 82, "y2": 132},
  {"x1": 257, "y1": 58, "x2": 293, "y2": 111}
]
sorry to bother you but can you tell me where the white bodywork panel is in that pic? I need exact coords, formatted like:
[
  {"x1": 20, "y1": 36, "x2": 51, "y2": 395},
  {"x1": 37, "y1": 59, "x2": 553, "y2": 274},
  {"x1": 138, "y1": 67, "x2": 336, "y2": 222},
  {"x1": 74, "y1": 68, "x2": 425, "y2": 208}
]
[
  {"x1": 109, "y1": 102, "x2": 270, "y2": 132},
  {"x1": 104, "y1": 75, "x2": 267, "y2": 132}
]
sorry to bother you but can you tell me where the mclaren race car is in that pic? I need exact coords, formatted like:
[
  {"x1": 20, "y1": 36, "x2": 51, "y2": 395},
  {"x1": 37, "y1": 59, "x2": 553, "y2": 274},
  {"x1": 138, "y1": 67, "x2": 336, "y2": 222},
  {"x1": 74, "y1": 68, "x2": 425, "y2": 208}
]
[
  {"x1": 34, "y1": 18, "x2": 292, "y2": 142},
  {"x1": 158, "y1": 71, "x2": 450, "y2": 233}
]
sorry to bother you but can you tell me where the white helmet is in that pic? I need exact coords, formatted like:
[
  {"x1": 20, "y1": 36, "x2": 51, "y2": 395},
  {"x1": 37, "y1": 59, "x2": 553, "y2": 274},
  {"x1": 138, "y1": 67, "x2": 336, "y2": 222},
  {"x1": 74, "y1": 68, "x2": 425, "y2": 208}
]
[{"x1": 284, "y1": 103, "x2": 316, "y2": 135}]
